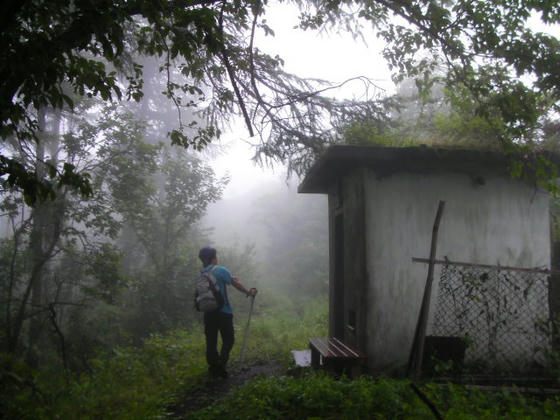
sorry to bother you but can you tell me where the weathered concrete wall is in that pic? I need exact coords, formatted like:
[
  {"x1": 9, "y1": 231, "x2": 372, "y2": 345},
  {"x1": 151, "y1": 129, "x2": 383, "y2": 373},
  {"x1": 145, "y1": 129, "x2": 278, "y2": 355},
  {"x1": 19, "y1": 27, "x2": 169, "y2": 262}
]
[{"x1": 362, "y1": 170, "x2": 550, "y2": 372}]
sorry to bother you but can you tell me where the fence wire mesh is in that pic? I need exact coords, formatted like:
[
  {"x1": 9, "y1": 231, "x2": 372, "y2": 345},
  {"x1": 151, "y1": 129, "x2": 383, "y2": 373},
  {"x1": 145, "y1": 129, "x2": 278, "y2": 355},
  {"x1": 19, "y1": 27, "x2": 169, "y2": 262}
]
[{"x1": 431, "y1": 262, "x2": 553, "y2": 372}]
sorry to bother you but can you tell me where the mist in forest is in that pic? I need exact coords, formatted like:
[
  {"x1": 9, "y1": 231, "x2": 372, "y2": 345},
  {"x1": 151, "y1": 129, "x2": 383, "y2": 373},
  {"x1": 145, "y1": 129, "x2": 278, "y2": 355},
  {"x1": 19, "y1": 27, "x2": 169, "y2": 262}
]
[
  {"x1": 0, "y1": 47, "x2": 329, "y2": 376},
  {"x1": 202, "y1": 178, "x2": 328, "y2": 292}
]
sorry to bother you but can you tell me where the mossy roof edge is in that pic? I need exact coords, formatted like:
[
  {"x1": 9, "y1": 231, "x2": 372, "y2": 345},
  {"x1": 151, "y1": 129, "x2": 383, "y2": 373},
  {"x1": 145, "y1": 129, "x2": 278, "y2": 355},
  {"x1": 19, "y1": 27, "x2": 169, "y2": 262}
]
[{"x1": 298, "y1": 145, "x2": 560, "y2": 194}]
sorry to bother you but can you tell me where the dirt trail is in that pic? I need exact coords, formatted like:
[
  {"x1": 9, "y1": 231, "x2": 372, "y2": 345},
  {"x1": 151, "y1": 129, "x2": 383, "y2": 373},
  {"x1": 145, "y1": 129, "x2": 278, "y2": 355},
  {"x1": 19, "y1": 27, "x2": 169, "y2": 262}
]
[{"x1": 169, "y1": 361, "x2": 285, "y2": 418}]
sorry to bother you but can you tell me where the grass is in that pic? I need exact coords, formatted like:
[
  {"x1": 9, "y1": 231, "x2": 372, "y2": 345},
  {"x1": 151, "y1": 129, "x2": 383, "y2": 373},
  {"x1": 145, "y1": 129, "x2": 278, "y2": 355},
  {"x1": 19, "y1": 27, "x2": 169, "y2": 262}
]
[
  {"x1": 0, "y1": 296, "x2": 327, "y2": 419},
  {"x1": 3, "y1": 296, "x2": 560, "y2": 419},
  {"x1": 229, "y1": 294, "x2": 328, "y2": 365},
  {"x1": 190, "y1": 375, "x2": 560, "y2": 420},
  {"x1": 1, "y1": 329, "x2": 209, "y2": 419}
]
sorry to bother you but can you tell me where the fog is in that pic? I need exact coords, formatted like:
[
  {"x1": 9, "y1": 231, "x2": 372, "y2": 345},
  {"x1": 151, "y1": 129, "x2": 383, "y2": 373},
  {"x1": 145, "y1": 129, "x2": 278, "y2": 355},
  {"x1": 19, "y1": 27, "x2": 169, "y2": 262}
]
[
  {"x1": 0, "y1": 34, "x2": 332, "y2": 370},
  {"x1": 202, "y1": 175, "x2": 328, "y2": 290},
  {"x1": 0, "y1": 1, "x2": 403, "y2": 370},
  {"x1": 5, "y1": 2, "x2": 560, "y2": 418}
]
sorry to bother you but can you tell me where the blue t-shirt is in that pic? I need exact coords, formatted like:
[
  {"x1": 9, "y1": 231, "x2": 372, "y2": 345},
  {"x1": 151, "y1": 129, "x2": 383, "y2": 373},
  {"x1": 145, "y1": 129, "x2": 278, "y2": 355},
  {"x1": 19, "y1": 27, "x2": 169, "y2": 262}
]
[{"x1": 202, "y1": 264, "x2": 234, "y2": 314}]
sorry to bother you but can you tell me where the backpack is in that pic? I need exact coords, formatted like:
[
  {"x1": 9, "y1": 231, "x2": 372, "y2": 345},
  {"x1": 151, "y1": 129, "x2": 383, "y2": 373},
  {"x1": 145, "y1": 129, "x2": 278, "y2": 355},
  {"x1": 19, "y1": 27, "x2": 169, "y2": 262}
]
[{"x1": 194, "y1": 267, "x2": 224, "y2": 312}]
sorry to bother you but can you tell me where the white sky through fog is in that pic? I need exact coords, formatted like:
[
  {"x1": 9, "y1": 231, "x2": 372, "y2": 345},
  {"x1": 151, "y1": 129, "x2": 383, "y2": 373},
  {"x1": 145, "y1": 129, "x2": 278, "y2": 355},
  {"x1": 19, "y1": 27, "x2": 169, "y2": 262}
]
[
  {"x1": 202, "y1": 4, "x2": 560, "y2": 252},
  {"x1": 210, "y1": 2, "x2": 393, "y2": 199},
  {"x1": 210, "y1": 5, "x2": 560, "y2": 200}
]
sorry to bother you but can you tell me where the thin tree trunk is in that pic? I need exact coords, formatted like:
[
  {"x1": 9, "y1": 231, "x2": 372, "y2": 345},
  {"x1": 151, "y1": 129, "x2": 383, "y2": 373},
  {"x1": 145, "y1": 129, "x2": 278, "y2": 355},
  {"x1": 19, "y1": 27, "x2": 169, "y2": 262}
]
[
  {"x1": 25, "y1": 107, "x2": 48, "y2": 363},
  {"x1": 7, "y1": 107, "x2": 64, "y2": 359},
  {"x1": 5, "y1": 205, "x2": 26, "y2": 353},
  {"x1": 26, "y1": 107, "x2": 64, "y2": 363}
]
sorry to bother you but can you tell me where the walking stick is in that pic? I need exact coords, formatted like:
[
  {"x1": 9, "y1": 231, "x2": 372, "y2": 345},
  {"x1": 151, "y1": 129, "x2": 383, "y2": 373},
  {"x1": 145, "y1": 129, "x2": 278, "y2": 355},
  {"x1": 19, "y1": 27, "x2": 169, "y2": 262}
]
[{"x1": 239, "y1": 293, "x2": 255, "y2": 363}]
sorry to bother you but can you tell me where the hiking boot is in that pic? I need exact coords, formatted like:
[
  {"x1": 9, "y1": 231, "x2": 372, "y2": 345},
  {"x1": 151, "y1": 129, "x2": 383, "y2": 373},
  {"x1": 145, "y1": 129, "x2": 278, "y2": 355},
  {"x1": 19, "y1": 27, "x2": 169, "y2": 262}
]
[
  {"x1": 208, "y1": 365, "x2": 221, "y2": 377},
  {"x1": 208, "y1": 364, "x2": 228, "y2": 378},
  {"x1": 217, "y1": 366, "x2": 228, "y2": 378}
]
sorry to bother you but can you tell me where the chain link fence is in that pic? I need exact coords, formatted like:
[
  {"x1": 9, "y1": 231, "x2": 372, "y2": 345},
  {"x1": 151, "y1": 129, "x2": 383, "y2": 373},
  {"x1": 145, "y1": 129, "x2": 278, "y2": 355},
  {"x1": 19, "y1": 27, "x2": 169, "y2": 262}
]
[{"x1": 431, "y1": 261, "x2": 554, "y2": 373}]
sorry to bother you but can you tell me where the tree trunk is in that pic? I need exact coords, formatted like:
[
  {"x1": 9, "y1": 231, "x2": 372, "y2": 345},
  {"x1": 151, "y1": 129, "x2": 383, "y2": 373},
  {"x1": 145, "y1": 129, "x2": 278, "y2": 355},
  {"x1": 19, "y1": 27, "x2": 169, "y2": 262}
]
[
  {"x1": 25, "y1": 107, "x2": 49, "y2": 364},
  {"x1": 6, "y1": 107, "x2": 65, "y2": 362}
]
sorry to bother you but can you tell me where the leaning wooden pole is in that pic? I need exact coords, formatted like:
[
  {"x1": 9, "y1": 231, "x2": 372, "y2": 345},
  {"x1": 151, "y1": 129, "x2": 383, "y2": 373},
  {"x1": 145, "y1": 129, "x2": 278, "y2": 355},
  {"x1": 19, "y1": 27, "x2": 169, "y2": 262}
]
[
  {"x1": 407, "y1": 200, "x2": 446, "y2": 378},
  {"x1": 239, "y1": 294, "x2": 255, "y2": 364},
  {"x1": 410, "y1": 383, "x2": 445, "y2": 420}
]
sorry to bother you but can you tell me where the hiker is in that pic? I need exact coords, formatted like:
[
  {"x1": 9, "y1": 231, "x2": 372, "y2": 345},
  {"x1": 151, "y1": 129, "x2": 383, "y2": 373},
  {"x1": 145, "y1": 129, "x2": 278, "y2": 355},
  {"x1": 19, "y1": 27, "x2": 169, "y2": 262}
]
[{"x1": 198, "y1": 246, "x2": 258, "y2": 377}]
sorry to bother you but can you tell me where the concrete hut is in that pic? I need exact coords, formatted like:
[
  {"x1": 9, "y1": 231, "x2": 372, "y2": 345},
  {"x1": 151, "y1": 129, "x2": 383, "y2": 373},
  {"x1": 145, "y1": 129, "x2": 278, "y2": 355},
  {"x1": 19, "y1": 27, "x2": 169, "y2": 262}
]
[{"x1": 298, "y1": 145, "x2": 555, "y2": 373}]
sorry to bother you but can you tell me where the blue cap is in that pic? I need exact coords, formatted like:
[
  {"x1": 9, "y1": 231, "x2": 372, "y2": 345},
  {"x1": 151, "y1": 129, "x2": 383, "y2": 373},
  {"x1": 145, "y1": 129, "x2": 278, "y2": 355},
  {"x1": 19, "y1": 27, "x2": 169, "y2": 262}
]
[{"x1": 198, "y1": 246, "x2": 216, "y2": 266}]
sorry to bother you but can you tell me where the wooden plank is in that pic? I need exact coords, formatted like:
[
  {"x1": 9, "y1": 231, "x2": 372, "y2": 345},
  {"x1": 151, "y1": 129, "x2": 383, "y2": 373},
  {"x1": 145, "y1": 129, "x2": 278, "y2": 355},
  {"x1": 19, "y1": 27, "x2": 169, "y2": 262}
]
[
  {"x1": 328, "y1": 338, "x2": 362, "y2": 358},
  {"x1": 309, "y1": 337, "x2": 367, "y2": 379},
  {"x1": 331, "y1": 337, "x2": 366, "y2": 358},
  {"x1": 310, "y1": 337, "x2": 366, "y2": 359},
  {"x1": 310, "y1": 346, "x2": 320, "y2": 369},
  {"x1": 310, "y1": 338, "x2": 330, "y2": 356},
  {"x1": 311, "y1": 338, "x2": 342, "y2": 358},
  {"x1": 327, "y1": 338, "x2": 351, "y2": 358}
]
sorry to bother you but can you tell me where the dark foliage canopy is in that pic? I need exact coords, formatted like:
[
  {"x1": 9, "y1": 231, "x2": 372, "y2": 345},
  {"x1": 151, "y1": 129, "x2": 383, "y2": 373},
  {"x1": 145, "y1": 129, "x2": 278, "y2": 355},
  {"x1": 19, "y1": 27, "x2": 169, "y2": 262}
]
[{"x1": 2, "y1": 0, "x2": 560, "y2": 203}]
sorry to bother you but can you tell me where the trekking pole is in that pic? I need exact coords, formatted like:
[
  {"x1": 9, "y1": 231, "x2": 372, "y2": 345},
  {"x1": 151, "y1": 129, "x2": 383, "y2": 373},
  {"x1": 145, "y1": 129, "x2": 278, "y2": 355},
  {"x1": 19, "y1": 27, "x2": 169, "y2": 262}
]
[{"x1": 239, "y1": 293, "x2": 256, "y2": 364}]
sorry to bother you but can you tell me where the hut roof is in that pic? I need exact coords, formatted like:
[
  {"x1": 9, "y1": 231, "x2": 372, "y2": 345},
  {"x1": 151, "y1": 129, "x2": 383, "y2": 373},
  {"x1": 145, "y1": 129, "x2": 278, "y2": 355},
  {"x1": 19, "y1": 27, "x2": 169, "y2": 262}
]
[{"x1": 298, "y1": 145, "x2": 560, "y2": 194}]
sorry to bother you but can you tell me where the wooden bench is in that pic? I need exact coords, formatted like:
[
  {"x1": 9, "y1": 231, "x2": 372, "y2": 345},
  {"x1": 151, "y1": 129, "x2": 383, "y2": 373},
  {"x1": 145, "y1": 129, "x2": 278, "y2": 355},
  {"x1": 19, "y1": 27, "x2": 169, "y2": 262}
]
[{"x1": 309, "y1": 337, "x2": 366, "y2": 378}]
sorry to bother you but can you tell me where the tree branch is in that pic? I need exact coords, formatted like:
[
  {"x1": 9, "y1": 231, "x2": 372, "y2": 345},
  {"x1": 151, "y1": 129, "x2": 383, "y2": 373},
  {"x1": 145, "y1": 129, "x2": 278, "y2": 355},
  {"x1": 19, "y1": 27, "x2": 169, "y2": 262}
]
[{"x1": 218, "y1": 1, "x2": 254, "y2": 137}]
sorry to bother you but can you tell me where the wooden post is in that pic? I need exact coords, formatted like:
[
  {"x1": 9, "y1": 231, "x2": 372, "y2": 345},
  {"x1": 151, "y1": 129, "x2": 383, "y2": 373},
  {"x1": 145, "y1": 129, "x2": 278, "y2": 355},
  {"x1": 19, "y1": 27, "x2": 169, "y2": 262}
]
[
  {"x1": 239, "y1": 295, "x2": 255, "y2": 363},
  {"x1": 550, "y1": 241, "x2": 560, "y2": 352},
  {"x1": 407, "y1": 201, "x2": 446, "y2": 378}
]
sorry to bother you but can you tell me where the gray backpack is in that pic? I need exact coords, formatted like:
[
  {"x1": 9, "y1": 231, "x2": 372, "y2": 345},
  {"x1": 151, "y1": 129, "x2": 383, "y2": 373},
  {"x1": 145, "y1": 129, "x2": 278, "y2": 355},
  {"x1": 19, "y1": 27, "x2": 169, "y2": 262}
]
[{"x1": 194, "y1": 267, "x2": 224, "y2": 312}]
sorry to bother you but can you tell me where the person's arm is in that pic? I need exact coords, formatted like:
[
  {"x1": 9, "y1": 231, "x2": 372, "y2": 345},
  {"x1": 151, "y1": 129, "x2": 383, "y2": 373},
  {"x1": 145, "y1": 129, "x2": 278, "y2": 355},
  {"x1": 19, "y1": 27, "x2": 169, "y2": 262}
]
[{"x1": 232, "y1": 276, "x2": 258, "y2": 297}]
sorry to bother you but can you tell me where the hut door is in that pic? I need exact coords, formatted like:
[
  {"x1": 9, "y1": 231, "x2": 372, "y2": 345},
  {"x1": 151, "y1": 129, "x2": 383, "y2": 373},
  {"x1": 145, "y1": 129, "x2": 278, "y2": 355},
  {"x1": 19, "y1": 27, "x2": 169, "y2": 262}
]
[{"x1": 333, "y1": 213, "x2": 345, "y2": 339}]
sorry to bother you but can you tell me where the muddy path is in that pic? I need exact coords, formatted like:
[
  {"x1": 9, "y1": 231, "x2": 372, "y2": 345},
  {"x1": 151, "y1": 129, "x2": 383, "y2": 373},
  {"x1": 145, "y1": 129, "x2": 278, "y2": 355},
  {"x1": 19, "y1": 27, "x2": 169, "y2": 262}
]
[{"x1": 169, "y1": 361, "x2": 286, "y2": 418}]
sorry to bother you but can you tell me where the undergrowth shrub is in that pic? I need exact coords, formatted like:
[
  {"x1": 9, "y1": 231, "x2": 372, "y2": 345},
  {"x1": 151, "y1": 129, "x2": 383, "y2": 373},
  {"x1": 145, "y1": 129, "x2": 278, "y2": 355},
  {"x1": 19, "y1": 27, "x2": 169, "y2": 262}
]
[
  {"x1": 0, "y1": 295, "x2": 327, "y2": 419},
  {"x1": 6, "y1": 295, "x2": 556, "y2": 420},
  {"x1": 1, "y1": 329, "x2": 208, "y2": 419},
  {"x1": 190, "y1": 374, "x2": 560, "y2": 420}
]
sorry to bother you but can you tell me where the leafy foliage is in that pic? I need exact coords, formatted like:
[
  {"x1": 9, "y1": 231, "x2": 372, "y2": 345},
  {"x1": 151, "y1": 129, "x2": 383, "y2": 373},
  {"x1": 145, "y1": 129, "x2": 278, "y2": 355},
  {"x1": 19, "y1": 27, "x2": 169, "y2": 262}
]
[
  {"x1": 3, "y1": 297, "x2": 559, "y2": 419},
  {"x1": 0, "y1": 99, "x2": 226, "y2": 368},
  {"x1": 0, "y1": 0, "x2": 383, "y2": 201},
  {"x1": 339, "y1": 75, "x2": 560, "y2": 192},
  {"x1": 306, "y1": 1, "x2": 560, "y2": 188},
  {"x1": 191, "y1": 374, "x2": 560, "y2": 420},
  {"x1": 0, "y1": 330, "x2": 208, "y2": 419},
  {"x1": 5, "y1": 0, "x2": 560, "y2": 201},
  {"x1": 0, "y1": 295, "x2": 327, "y2": 419}
]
